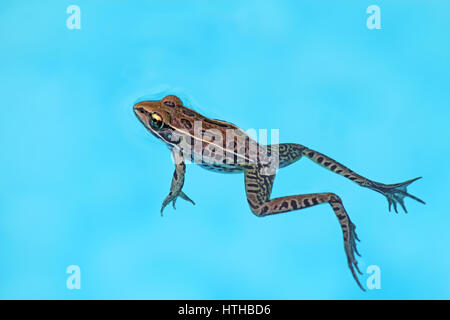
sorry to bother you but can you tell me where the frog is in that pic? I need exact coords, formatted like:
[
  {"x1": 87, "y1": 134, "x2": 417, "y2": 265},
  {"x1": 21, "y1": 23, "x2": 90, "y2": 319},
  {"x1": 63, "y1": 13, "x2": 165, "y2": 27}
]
[{"x1": 133, "y1": 94, "x2": 425, "y2": 291}]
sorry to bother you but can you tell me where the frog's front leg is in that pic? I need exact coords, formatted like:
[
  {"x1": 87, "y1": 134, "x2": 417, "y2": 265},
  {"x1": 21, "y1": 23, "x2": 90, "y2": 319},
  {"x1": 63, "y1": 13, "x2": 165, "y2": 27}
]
[{"x1": 161, "y1": 149, "x2": 195, "y2": 215}]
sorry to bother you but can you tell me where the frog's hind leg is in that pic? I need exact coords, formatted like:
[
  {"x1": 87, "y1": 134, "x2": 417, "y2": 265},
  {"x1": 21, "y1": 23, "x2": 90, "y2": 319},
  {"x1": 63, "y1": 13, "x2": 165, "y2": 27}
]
[
  {"x1": 266, "y1": 143, "x2": 306, "y2": 169},
  {"x1": 244, "y1": 165, "x2": 364, "y2": 291},
  {"x1": 268, "y1": 143, "x2": 424, "y2": 212},
  {"x1": 301, "y1": 146, "x2": 425, "y2": 213}
]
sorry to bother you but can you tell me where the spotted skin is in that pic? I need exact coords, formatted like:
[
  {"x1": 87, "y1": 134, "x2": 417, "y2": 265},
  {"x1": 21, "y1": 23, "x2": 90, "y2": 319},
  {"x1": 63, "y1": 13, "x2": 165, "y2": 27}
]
[{"x1": 134, "y1": 95, "x2": 425, "y2": 291}]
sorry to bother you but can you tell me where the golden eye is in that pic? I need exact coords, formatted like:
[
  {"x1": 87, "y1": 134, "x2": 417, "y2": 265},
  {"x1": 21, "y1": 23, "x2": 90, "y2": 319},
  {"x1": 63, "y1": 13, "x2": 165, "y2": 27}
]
[{"x1": 149, "y1": 112, "x2": 164, "y2": 130}]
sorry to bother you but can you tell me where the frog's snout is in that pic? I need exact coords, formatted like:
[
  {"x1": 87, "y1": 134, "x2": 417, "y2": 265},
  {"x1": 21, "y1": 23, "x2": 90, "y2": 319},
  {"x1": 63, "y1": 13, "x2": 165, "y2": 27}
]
[
  {"x1": 133, "y1": 104, "x2": 143, "y2": 115},
  {"x1": 133, "y1": 103, "x2": 149, "y2": 125}
]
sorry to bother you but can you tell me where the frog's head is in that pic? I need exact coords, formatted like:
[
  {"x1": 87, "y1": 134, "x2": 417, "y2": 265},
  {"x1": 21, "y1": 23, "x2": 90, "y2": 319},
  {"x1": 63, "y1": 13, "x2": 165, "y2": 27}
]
[
  {"x1": 133, "y1": 95, "x2": 183, "y2": 142},
  {"x1": 133, "y1": 95, "x2": 189, "y2": 145}
]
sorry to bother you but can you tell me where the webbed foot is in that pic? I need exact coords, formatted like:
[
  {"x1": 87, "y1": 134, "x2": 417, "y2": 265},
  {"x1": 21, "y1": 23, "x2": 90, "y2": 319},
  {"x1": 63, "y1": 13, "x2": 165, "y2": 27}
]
[
  {"x1": 370, "y1": 177, "x2": 425, "y2": 213},
  {"x1": 344, "y1": 219, "x2": 364, "y2": 291},
  {"x1": 161, "y1": 191, "x2": 195, "y2": 216}
]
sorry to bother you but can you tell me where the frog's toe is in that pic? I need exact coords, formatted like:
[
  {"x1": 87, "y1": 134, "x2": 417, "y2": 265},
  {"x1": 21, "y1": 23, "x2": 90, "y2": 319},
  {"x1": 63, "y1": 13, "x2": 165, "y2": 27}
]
[
  {"x1": 160, "y1": 193, "x2": 175, "y2": 216},
  {"x1": 180, "y1": 191, "x2": 195, "y2": 206},
  {"x1": 160, "y1": 204, "x2": 166, "y2": 216},
  {"x1": 172, "y1": 198, "x2": 177, "y2": 209},
  {"x1": 160, "y1": 202, "x2": 169, "y2": 216}
]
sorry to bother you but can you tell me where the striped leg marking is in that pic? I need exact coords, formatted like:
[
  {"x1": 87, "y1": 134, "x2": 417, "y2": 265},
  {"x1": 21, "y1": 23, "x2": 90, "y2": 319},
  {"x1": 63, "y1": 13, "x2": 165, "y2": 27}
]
[
  {"x1": 244, "y1": 165, "x2": 364, "y2": 291},
  {"x1": 266, "y1": 143, "x2": 306, "y2": 169},
  {"x1": 302, "y1": 147, "x2": 371, "y2": 186},
  {"x1": 302, "y1": 147, "x2": 425, "y2": 212}
]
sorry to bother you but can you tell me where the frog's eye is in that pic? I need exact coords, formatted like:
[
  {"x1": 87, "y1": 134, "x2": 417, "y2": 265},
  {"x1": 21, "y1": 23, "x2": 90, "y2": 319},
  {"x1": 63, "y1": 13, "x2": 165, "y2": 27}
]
[
  {"x1": 149, "y1": 112, "x2": 164, "y2": 130},
  {"x1": 163, "y1": 101, "x2": 175, "y2": 108}
]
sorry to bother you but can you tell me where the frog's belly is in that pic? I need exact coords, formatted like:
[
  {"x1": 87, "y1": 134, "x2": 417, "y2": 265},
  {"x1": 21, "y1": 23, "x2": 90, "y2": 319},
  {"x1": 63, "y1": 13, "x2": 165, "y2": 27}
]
[
  {"x1": 197, "y1": 161, "x2": 244, "y2": 173},
  {"x1": 180, "y1": 148, "x2": 246, "y2": 173},
  {"x1": 187, "y1": 153, "x2": 245, "y2": 173}
]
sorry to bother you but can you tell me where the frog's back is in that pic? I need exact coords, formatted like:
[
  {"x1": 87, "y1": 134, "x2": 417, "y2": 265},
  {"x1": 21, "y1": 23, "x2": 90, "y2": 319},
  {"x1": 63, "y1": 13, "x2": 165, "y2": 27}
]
[{"x1": 171, "y1": 105, "x2": 261, "y2": 173}]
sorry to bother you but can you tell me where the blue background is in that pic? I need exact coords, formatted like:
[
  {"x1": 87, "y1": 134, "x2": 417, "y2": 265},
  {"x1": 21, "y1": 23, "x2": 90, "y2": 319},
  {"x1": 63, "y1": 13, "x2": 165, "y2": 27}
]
[{"x1": 1, "y1": 0, "x2": 449, "y2": 299}]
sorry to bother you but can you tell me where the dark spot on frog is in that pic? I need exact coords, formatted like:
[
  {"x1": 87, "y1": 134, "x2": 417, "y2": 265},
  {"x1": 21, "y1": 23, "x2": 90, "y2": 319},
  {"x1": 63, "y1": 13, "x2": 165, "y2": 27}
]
[
  {"x1": 280, "y1": 201, "x2": 289, "y2": 210},
  {"x1": 291, "y1": 200, "x2": 298, "y2": 210},
  {"x1": 180, "y1": 118, "x2": 192, "y2": 129},
  {"x1": 182, "y1": 109, "x2": 195, "y2": 117}
]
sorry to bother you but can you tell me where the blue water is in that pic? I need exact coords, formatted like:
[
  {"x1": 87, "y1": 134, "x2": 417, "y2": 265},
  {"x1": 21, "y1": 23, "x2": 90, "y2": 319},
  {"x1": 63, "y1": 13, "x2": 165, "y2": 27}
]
[{"x1": 1, "y1": 1, "x2": 449, "y2": 299}]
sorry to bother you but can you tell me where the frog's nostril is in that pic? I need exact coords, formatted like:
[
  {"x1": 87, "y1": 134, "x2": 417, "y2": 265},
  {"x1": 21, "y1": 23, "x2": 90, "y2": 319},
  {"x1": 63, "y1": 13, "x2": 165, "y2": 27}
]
[{"x1": 134, "y1": 106, "x2": 146, "y2": 115}]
